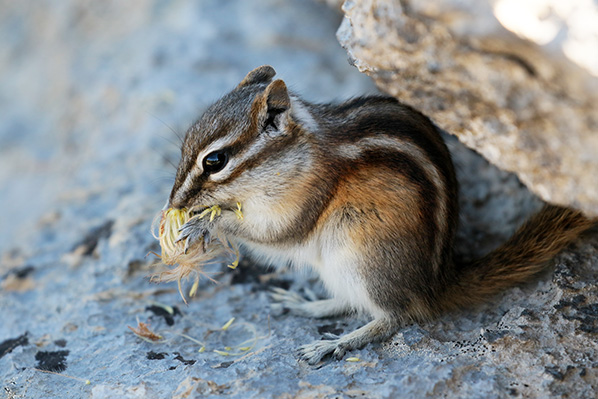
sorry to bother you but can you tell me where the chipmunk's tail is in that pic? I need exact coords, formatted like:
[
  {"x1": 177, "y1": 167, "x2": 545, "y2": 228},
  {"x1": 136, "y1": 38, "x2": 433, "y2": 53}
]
[{"x1": 443, "y1": 204, "x2": 595, "y2": 310}]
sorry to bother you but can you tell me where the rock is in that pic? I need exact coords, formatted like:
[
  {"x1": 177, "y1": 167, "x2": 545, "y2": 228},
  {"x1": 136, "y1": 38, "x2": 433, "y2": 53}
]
[{"x1": 338, "y1": 0, "x2": 598, "y2": 216}]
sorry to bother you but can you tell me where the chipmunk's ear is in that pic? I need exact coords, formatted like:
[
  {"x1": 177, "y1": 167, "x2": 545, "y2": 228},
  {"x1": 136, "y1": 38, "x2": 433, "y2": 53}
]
[
  {"x1": 261, "y1": 79, "x2": 290, "y2": 132},
  {"x1": 264, "y1": 79, "x2": 290, "y2": 113},
  {"x1": 238, "y1": 65, "x2": 276, "y2": 88},
  {"x1": 251, "y1": 78, "x2": 291, "y2": 133}
]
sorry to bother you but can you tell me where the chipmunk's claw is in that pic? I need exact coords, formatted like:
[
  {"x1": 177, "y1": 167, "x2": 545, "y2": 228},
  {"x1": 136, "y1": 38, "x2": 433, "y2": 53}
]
[
  {"x1": 297, "y1": 339, "x2": 347, "y2": 365},
  {"x1": 176, "y1": 217, "x2": 211, "y2": 253}
]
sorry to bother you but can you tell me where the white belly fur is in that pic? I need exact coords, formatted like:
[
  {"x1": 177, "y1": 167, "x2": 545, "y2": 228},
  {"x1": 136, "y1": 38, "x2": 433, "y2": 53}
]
[{"x1": 238, "y1": 233, "x2": 383, "y2": 317}]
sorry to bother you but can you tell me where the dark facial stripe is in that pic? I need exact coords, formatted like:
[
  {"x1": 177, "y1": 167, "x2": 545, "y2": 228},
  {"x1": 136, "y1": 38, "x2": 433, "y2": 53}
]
[{"x1": 218, "y1": 122, "x2": 305, "y2": 186}]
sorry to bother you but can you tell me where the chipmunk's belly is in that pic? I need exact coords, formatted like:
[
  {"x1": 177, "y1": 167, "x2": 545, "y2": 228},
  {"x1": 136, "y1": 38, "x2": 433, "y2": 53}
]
[
  {"x1": 318, "y1": 242, "x2": 382, "y2": 316},
  {"x1": 241, "y1": 237, "x2": 381, "y2": 316},
  {"x1": 240, "y1": 239, "x2": 323, "y2": 271}
]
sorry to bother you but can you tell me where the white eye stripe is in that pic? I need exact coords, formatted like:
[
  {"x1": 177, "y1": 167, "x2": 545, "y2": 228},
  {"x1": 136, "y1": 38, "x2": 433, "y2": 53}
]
[{"x1": 208, "y1": 133, "x2": 272, "y2": 183}]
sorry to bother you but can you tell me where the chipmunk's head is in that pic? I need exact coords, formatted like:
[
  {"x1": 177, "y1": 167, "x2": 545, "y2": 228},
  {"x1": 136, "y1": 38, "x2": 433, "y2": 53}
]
[{"x1": 168, "y1": 66, "x2": 314, "y2": 213}]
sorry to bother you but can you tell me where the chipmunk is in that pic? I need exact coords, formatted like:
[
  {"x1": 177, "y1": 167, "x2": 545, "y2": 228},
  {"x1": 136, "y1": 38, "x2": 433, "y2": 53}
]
[{"x1": 165, "y1": 65, "x2": 596, "y2": 364}]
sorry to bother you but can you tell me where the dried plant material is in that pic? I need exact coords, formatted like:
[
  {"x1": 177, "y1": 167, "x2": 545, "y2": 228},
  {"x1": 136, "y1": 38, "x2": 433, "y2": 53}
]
[
  {"x1": 174, "y1": 376, "x2": 230, "y2": 398},
  {"x1": 233, "y1": 202, "x2": 244, "y2": 220},
  {"x1": 34, "y1": 334, "x2": 52, "y2": 347},
  {"x1": 150, "y1": 204, "x2": 242, "y2": 303},
  {"x1": 34, "y1": 368, "x2": 91, "y2": 385},
  {"x1": 171, "y1": 317, "x2": 267, "y2": 359},
  {"x1": 211, "y1": 318, "x2": 265, "y2": 357},
  {"x1": 154, "y1": 208, "x2": 189, "y2": 265},
  {"x1": 226, "y1": 241, "x2": 241, "y2": 270},
  {"x1": 128, "y1": 321, "x2": 163, "y2": 342},
  {"x1": 227, "y1": 260, "x2": 239, "y2": 270},
  {"x1": 171, "y1": 332, "x2": 207, "y2": 354},
  {"x1": 220, "y1": 317, "x2": 235, "y2": 331},
  {"x1": 188, "y1": 278, "x2": 200, "y2": 298}
]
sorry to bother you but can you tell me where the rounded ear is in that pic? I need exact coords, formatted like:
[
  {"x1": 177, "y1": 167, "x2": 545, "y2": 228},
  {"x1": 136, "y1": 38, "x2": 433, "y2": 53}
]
[
  {"x1": 255, "y1": 79, "x2": 290, "y2": 132},
  {"x1": 264, "y1": 79, "x2": 290, "y2": 113},
  {"x1": 237, "y1": 65, "x2": 276, "y2": 88}
]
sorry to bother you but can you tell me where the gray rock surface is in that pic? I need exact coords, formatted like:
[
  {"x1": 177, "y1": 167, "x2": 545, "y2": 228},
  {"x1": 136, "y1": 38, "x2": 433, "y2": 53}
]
[
  {"x1": 1, "y1": 1, "x2": 597, "y2": 398},
  {"x1": 338, "y1": 0, "x2": 598, "y2": 216}
]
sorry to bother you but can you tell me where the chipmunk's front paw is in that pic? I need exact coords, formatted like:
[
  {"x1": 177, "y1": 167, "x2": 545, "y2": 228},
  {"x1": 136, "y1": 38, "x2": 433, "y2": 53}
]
[
  {"x1": 270, "y1": 288, "x2": 350, "y2": 319},
  {"x1": 298, "y1": 339, "x2": 348, "y2": 365},
  {"x1": 176, "y1": 217, "x2": 211, "y2": 252},
  {"x1": 177, "y1": 207, "x2": 226, "y2": 251},
  {"x1": 269, "y1": 287, "x2": 309, "y2": 316}
]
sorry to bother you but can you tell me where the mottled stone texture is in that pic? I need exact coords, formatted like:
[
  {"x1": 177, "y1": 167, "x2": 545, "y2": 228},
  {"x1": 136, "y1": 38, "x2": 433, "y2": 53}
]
[
  {"x1": 338, "y1": 0, "x2": 598, "y2": 216},
  {"x1": 1, "y1": 1, "x2": 598, "y2": 398}
]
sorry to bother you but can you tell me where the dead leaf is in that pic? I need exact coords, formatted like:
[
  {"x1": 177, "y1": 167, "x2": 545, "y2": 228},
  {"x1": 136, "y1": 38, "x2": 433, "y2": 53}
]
[{"x1": 128, "y1": 322, "x2": 162, "y2": 342}]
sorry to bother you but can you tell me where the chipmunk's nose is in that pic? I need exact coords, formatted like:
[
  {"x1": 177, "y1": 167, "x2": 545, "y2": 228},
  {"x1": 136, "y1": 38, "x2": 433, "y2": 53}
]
[{"x1": 168, "y1": 190, "x2": 189, "y2": 210}]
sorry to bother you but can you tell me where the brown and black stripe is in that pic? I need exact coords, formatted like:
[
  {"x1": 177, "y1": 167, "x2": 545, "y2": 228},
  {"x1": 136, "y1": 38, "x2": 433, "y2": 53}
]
[{"x1": 305, "y1": 96, "x2": 460, "y2": 318}]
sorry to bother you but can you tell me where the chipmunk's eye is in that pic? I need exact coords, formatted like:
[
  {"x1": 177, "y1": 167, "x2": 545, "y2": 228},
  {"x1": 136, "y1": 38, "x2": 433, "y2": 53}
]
[{"x1": 202, "y1": 150, "x2": 228, "y2": 174}]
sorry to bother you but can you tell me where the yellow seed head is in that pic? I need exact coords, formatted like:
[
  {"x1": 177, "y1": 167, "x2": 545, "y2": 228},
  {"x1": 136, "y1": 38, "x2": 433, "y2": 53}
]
[
  {"x1": 221, "y1": 317, "x2": 235, "y2": 331},
  {"x1": 158, "y1": 208, "x2": 190, "y2": 265},
  {"x1": 151, "y1": 204, "x2": 242, "y2": 303}
]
